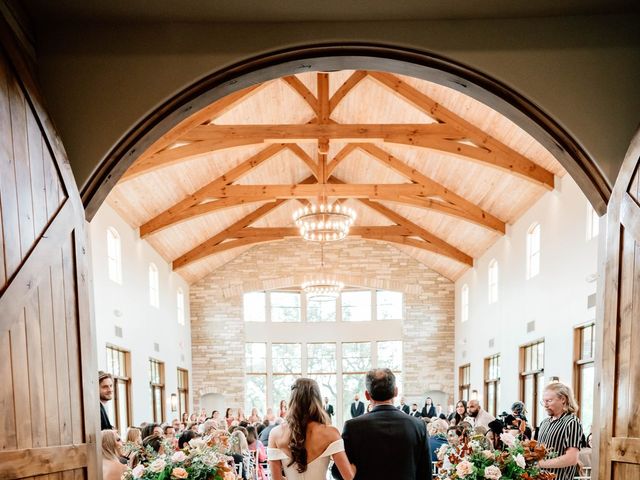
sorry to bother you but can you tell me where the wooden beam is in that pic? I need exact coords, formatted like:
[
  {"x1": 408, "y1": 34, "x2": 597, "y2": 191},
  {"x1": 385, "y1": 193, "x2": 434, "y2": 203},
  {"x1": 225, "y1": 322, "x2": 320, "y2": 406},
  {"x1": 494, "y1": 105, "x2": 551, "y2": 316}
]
[
  {"x1": 355, "y1": 143, "x2": 505, "y2": 233},
  {"x1": 203, "y1": 183, "x2": 437, "y2": 198},
  {"x1": 235, "y1": 226, "x2": 415, "y2": 237},
  {"x1": 326, "y1": 144, "x2": 357, "y2": 177},
  {"x1": 356, "y1": 196, "x2": 473, "y2": 266},
  {"x1": 360, "y1": 234, "x2": 467, "y2": 259},
  {"x1": 329, "y1": 70, "x2": 368, "y2": 113},
  {"x1": 317, "y1": 73, "x2": 330, "y2": 123},
  {"x1": 174, "y1": 236, "x2": 285, "y2": 269},
  {"x1": 287, "y1": 144, "x2": 319, "y2": 180},
  {"x1": 172, "y1": 200, "x2": 287, "y2": 269},
  {"x1": 181, "y1": 123, "x2": 458, "y2": 142},
  {"x1": 139, "y1": 144, "x2": 287, "y2": 237},
  {"x1": 282, "y1": 75, "x2": 319, "y2": 116},
  {"x1": 368, "y1": 71, "x2": 555, "y2": 189}
]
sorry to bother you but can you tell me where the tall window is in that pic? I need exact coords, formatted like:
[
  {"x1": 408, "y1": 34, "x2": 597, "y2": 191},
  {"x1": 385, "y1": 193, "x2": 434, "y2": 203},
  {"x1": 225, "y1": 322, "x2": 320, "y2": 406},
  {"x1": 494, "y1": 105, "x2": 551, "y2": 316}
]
[
  {"x1": 376, "y1": 290, "x2": 403, "y2": 320},
  {"x1": 245, "y1": 343, "x2": 267, "y2": 413},
  {"x1": 377, "y1": 341, "x2": 403, "y2": 395},
  {"x1": 271, "y1": 343, "x2": 301, "y2": 411},
  {"x1": 149, "y1": 359, "x2": 165, "y2": 423},
  {"x1": 307, "y1": 343, "x2": 337, "y2": 414},
  {"x1": 177, "y1": 368, "x2": 189, "y2": 420},
  {"x1": 148, "y1": 263, "x2": 159, "y2": 308},
  {"x1": 488, "y1": 260, "x2": 498, "y2": 304},
  {"x1": 177, "y1": 288, "x2": 185, "y2": 325},
  {"x1": 105, "y1": 346, "x2": 131, "y2": 437},
  {"x1": 270, "y1": 292, "x2": 301, "y2": 322},
  {"x1": 574, "y1": 324, "x2": 595, "y2": 436},
  {"x1": 586, "y1": 203, "x2": 599, "y2": 240},
  {"x1": 461, "y1": 284, "x2": 469, "y2": 323},
  {"x1": 520, "y1": 340, "x2": 544, "y2": 428},
  {"x1": 341, "y1": 290, "x2": 372, "y2": 321},
  {"x1": 526, "y1": 223, "x2": 541, "y2": 279},
  {"x1": 343, "y1": 342, "x2": 372, "y2": 419},
  {"x1": 307, "y1": 295, "x2": 337, "y2": 322},
  {"x1": 106, "y1": 227, "x2": 122, "y2": 284},
  {"x1": 484, "y1": 355, "x2": 500, "y2": 417},
  {"x1": 458, "y1": 364, "x2": 471, "y2": 401},
  {"x1": 244, "y1": 292, "x2": 266, "y2": 322}
]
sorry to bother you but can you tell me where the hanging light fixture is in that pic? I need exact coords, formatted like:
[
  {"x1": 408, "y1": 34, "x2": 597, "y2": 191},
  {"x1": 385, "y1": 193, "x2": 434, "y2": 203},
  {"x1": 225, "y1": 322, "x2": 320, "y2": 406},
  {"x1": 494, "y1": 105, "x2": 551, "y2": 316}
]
[
  {"x1": 301, "y1": 243, "x2": 344, "y2": 301},
  {"x1": 292, "y1": 202, "x2": 356, "y2": 242}
]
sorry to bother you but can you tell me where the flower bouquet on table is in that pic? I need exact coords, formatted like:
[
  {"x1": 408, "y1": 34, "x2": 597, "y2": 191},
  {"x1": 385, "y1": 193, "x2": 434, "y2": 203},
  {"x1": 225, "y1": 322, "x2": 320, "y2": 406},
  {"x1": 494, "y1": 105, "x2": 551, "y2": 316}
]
[
  {"x1": 122, "y1": 432, "x2": 238, "y2": 480},
  {"x1": 436, "y1": 432, "x2": 556, "y2": 480}
]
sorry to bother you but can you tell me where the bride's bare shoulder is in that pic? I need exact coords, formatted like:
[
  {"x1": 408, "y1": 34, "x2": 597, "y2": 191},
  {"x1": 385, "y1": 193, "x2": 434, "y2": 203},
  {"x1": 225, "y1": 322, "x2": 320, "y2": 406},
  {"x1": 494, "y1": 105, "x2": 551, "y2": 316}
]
[{"x1": 313, "y1": 423, "x2": 341, "y2": 442}]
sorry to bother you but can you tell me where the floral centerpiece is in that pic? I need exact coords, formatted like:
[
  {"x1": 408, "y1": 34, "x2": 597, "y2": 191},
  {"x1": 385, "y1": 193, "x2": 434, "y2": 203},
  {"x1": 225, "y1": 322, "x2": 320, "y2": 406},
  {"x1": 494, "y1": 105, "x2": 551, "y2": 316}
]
[
  {"x1": 436, "y1": 432, "x2": 556, "y2": 480},
  {"x1": 122, "y1": 432, "x2": 238, "y2": 480}
]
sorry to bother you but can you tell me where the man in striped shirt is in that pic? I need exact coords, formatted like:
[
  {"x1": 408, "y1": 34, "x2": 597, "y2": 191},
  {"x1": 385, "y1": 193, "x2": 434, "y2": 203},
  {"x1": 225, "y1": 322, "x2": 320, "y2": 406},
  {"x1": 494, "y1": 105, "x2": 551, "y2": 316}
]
[{"x1": 536, "y1": 382, "x2": 584, "y2": 480}]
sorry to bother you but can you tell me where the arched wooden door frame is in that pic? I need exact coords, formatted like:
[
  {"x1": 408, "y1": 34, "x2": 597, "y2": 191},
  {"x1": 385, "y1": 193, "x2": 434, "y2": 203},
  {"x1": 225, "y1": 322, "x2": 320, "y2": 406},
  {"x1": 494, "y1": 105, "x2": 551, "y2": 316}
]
[{"x1": 81, "y1": 42, "x2": 611, "y2": 220}]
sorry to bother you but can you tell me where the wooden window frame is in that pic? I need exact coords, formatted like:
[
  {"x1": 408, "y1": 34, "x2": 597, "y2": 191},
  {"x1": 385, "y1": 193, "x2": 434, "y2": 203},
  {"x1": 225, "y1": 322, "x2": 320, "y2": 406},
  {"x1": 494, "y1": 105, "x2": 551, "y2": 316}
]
[
  {"x1": 484, "y1": 354, "x2": 500, "y2": 417},
  {"x1": 573, "y1": 323, "x2": 595, "y2": 423},
  {"x1": 177, "y1": 368, "x2": 189, "y2": 420},
  {"x1": 459, "y1": 364, "x2": 471, "y2": 401},
  {"x1": 106, "y1": 345, "x2": 132, "y2": 434},
  {"x1": 149, "y1": 358, "x2": 165, "y2": 423},
  {"x1": 519, "y1": 339, "x2": 545, "y2": 428}
]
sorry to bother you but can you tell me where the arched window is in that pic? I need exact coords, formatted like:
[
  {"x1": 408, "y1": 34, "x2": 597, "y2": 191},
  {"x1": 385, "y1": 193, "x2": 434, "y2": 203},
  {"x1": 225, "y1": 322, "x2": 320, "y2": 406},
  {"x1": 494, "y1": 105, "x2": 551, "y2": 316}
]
[
  {"x1": 488, "y1": 259, "x2": 498, "y2": 304},
  {"x1": 526, "y1": 223, "x2": 541, "y2": 279},
  {"x1": 106, "y1": 227, "x2": 122, "y2": 284},
  {"x1": 461, "y1": 284, "x2": 469, "y2": 323},
  {"x1": 177, "y1": 288, "x2": 185, "y2": 325},
  {"x1": 149, "y1": 263, "x2": 159, "y2": 307}
]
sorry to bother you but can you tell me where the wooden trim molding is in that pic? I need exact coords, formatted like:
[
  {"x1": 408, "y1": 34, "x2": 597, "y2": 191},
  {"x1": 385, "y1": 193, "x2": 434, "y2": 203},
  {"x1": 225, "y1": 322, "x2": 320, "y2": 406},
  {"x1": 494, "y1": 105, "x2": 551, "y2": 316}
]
[{"x1": 0, "y1": 444, "x2": 88, "y2": 478}]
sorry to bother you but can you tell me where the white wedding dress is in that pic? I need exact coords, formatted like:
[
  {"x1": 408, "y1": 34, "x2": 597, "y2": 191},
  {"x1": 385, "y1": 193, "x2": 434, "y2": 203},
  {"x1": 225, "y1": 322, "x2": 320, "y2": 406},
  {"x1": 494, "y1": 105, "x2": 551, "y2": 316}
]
[{"x1": 267, "y1": 438, "x2": 344, "y2": 480}]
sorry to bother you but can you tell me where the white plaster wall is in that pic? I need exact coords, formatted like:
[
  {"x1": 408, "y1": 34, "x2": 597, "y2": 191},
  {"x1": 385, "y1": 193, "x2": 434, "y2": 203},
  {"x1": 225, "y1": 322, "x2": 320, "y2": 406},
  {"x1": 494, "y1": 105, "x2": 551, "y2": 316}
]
[
  {"x1": 89, "y1": 202, "x2": 192, "y2": 426},
  {"x1": 455, "y1": 175, "x2": 599, "y2": 415}
]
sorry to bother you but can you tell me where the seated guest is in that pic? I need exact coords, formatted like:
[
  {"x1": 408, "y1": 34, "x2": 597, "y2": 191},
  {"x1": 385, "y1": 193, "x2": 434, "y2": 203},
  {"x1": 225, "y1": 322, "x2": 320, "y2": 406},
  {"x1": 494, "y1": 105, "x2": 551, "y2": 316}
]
[
  {"x1": 409, "y1": 403, "x2": 422, "y2": 417},
  {"x1": 421, "y1": 397, "x2": 436, "y2": 419},
  {"x1": 450, "y1": 400, "x2": 467, "y2": 426},
  {"x1": 122, "y1": 428, "x2": 142, "y2": 464},
  {"x1": 259, "y1": 417, "x2": 283, "y2": 445},
  {"x1": 246, "y1": 425, "x2": 267, "y2": 480},
  {"x1": 178, "y1": 430, "x2": 199, "y2": 450},
  {"x1": 225, "y1": 408, "x2": 235, "y2": 427},
  {"x1": 143, "y1": 434, "x2": 165, "y2": 455},
  {"x1": 101, "y1": 430, "x2": 127, "y2": 480},
  {"x1": 141, "y1": 423, "x2": 161, "y2": 440},
  {"x1": 248, "y1": 407, "x2": 261, "y2": 423},
  {"x1": 464, "y1": 400, "x2": 495, "y2": 430},
  {"x1": 237, "y1": 407, "x2": 246, "y2": 423},
  {"x1": 428, "y1": 419, "x2": 449, "y2": 461},
  {"x1": 435, "y1": 403, "x2": 447, "y2": 419},
  {"x1": 447, "y1": 424, "x2": 467, "y2": 447},
  {"x1": 229, "y1": 430, "x2": 251, "y2": 480}
]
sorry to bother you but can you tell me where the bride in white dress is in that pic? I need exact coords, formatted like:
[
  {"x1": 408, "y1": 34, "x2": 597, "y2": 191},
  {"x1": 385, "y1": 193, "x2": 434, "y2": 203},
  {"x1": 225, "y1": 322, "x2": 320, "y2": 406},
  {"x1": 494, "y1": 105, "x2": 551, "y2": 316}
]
[{"x1": 267, "y1": 378, "x2": 356, "y2": 480}]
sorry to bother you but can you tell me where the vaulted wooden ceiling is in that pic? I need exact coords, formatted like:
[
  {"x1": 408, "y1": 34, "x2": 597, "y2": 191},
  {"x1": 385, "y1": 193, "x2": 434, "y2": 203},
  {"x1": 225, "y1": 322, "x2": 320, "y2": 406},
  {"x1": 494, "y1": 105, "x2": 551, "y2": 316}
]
[{"x1": 106, "y1": 70, "x2": 565, "y2": 283}]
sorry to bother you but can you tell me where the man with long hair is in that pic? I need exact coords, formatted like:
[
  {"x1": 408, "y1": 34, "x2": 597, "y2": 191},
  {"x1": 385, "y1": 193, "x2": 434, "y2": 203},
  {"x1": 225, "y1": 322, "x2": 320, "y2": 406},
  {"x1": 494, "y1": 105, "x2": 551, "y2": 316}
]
[{"x1": 332, "y1": 369, "x2": 431, "y2": 480}]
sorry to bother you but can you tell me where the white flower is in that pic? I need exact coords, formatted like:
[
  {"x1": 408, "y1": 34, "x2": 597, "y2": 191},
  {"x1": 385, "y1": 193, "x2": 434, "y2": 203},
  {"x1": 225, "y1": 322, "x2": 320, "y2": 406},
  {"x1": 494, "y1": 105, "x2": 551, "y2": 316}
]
[
  {"x1": 500, "y1": 432, "x2": 517, "y2": 448},
  {"x1": 484, "y1": 465, "x2": 502, "y2": 480},
  {"x1": 171, "y1": 451, "x2": 188, "y2": 463},
  {"x1": 482, "y1": 450, "x2": 494, "y2": 459},
  {"x1": 437, "y1": 444, "x2": 448, "y2": 460},
  {"x1": 456, "y1": 460, "x2": 474, "y2": 478},
  {"x1": 188, "y1": 438, "x2": 207, "y2": 450},
  {"x1": 515, "y1": 453, "x2": 526, "y2": 469},
  {"x1": 470, "y1": 440, "x2": 481, "y2": 450},
  {"x1": 131, "y1": 465, "x2": 145, "y2": 479},
  {"x1": 148, "y1": 458, "x2": 167, "y2": 473}
]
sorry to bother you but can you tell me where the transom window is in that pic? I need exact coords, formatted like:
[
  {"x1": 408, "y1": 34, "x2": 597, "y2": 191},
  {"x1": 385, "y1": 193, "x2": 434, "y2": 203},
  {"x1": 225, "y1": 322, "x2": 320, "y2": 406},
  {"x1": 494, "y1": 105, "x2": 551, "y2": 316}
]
[
  {"x1": 526, "y1": 223, "x2": 541, "y2": 279},
  {"x1": 148, "y1": 263, "x2": 159, "y2": 308},
  {"x1": 270, "y1": 292, "x2": 301, "y2": 322},
  {"x1": 106, "y1": 227, "x2": 122, "y2": 284},
  {"x1": 461, "y1": 284, "x2": 469, "y2": 323},
  {"x1": 488, "y1": 260, "x2": 499, "y2": 304}
]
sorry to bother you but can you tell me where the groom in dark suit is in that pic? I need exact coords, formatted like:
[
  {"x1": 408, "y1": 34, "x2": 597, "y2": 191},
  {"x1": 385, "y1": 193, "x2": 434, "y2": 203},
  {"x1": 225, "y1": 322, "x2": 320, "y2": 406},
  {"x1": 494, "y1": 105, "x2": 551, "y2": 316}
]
[{"x1": 333, "y1": 369, "x2": 431, "y2": 480}]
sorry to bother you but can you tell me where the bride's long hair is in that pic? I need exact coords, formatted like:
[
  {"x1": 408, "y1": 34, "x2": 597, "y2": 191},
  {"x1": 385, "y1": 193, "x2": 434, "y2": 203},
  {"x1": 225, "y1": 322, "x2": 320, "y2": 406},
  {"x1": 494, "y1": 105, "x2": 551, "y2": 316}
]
[{"x1": 286, "y1": 378, "x2": 330, "y2": 473}]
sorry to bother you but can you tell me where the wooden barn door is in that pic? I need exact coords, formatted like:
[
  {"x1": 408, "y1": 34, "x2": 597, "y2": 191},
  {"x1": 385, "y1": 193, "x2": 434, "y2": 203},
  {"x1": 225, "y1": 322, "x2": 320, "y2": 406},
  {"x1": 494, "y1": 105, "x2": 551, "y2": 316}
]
[
  {"x1": 597, "y1": 129, "x2": 640, "y2": 479},
  {"x1": 0, "y1": 33, "x2": 99, "y2": 480}
]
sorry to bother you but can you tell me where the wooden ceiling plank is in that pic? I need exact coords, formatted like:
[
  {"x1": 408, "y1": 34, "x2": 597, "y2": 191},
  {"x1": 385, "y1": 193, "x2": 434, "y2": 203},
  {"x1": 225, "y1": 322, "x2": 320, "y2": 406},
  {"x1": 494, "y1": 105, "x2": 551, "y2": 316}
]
[
  {"x1": 204, "y1": 183, "x2": 437, "y2": 198},
  {"x1": 174, "y1": 236, "x2": 284, "y2": 270},
  {"x1": 368, "y1": 71, "x2": 555, "y2": 189},
  {"x1": 287, "y1": 144, "x2": 319, "y2": 179},
  {"x1": 329, "y1": 70, "x2": 368, "y2": 113},
  {"x1": 281, "y1": 76, "x2": 319, "y2": 116},
  {"x1": 139, "y1": 144, "x2": 287, "y2": 237},
  {"x1": 360, "y1": 233, "x2": 450, "y2": 256},
  {"x1": 355, "y1": 143, "x2": 506, "y2": 233},
  {"x1": 172, "y1": 200, "x2": 287, "y2": 269}
]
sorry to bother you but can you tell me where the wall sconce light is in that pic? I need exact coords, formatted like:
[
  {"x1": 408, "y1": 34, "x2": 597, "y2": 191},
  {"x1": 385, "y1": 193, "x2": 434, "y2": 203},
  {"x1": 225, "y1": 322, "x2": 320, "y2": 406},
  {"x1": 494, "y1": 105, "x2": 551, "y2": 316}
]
[
  {"x1": 471, "y1": 389, "x2": 479, "y2": 400},
  {"x1": 550, "y1": 376, "x2": 560, "y2": 383},
  {"x1": 170, "y1": 393, "x2": 178, "y2": 412}
]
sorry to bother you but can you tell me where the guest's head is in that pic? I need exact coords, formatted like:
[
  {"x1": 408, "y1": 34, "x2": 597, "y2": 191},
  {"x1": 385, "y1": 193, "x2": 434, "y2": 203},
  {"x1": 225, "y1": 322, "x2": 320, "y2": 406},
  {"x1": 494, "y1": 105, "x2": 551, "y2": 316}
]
[
  {"x1": 181, "y1": 412, "x2": 189, "y2": 422},
  {"x1": 262, "y1": 418, "x2": 270, "y2": 427},
  {"x1": 237, "y1": 407, "x2": 244, "y2": 418},
  {"x1": 142, "y1": 434, "x2": 164, "y2": 455},
  {"x1": 543, "y1": 382, "x2": 579, "y2": 417},
  {"x1": 246, "y1": 425, "x2": 258, "y2": 444},
  {"x1": 125, "y1": 427, "x2": 142, "y2": 445},
  {"x1": 354, "y1": 394, "x2": 360, "y2": 402},
  {"x1": 101, "y1": 430, "x2": 123, "y2": 461},
  {"x1": 212, "y1": 410, "x2": 220, "y2": 420},
  {"x1": 98, "y1": 371, "x2": 113, "y2": 403},
  {"x1": 239, "y1": 421, "x2": 249, "y2": 428},
  {"x1": 256, "y1": 423, "x2": 266, "y2": 435},
  {"x1": 428, "y1": 419, "x2": 449, "y2": 437},
  {"x1": 251, "y1": 407, "x2": 259, "y2": 417},
  {"x1": 225, "y1": 408, "x2": 233, "y2": 419},
  {"x1": 218, "y1": 418, "x2": 228, "y2": 430},
  {"x1": 425, "y1": 396, "x2": 433, "y2": 406},
  {"x1": 279, "y1": 399, "x2": 287, "y2": 410},
  {"x1": 467, "y1": 400, "x2": 482, "y2": 417},
  {"x1": 229, "y1": 430, "x2": 249, "y2": 455},
  {"x1": 140, "y1": 423, "x2": 158, "y2": 440},
  {"x1": 163, "y1": 425, "x2": 176, "y2": 439},
  {"x1": 178, "y1": 430, "x2": 199, "y2": 449},
  {"x1": 189, "y1": 413, "x2": 197, "y2": 422},
  {"x1": 171, "y1": 418, "x2": 180, "y2": 430},
  {"x1": 511, "y1": 401, "x2": 527, "y2": 417},
  {"x1": 447, "y1": 424, "x2": 466, "y2": 446},
  {"x1": 473, "y1": 425, "x2": 488, "y2": 436},
  {"x1": 365, "y1": 368, "x2": 397, "y2": 403},
  {"x1": 411, "y1": 403, "x2": 418, "y2": 411},
  {"x1": 455, "y1": 400, "x2": 468, "y2": 416}
]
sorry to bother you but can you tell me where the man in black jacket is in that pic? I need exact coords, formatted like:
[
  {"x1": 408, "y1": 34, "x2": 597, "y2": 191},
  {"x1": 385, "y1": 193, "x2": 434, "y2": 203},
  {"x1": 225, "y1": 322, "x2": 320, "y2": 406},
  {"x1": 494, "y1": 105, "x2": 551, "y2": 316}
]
[
  {"x1": 99, "y1": 371, "x2": 114, "y2": 430},
  {"x1": 333, "y1": 369, "x2": 431, "y2": 480}
]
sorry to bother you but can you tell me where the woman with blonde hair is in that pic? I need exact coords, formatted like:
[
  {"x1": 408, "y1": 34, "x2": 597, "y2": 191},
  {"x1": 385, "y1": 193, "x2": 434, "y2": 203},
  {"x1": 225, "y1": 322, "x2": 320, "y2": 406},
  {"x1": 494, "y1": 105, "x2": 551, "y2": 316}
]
[
  {"x1": 101, "y1": 430, "x2": 127, "y2": 480},
  {"x1": 125, "y1": 427, "x2": 142, "y2": 445},
  {"x1": 229, "y1": 430, "x2": 251, "y2": 480},
  {"x1": 267, "y1": 378, "x2": 355, "y2": 480}
]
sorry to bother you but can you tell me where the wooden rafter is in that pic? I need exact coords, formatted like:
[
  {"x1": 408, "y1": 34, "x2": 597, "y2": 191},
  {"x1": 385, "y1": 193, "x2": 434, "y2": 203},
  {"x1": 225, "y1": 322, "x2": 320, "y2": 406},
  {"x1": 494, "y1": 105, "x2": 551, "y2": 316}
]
[
  {"x1": 367, "y1": 71, "x2": 555, "y2": 189},
  {"x1": 287, "y1": 144, "x2": 319, "y2": 180},
  {"x1": 200, "y1": 183, "x2": 437, "y2": 198},
  {"x1": 326, "y1": 144, "x2": 357, "y2": 177},
  {"x1": 281, "y1": 76, "x2": 319, "y2": 115},
  {"x1": 139, "y1": 144, "x2": 288, "y2": 237},
  {"x1": 354, "y1": 143, "x2": 506, "y2": 233},
  {"x1": 172, "y1": 200, "x2": 287, "y2": 269},
  {"x1": 329, "y1": 70, "x2": 368, "y2": 113},
  {"x1": 235, "y1": 226, "x2": 415, "y2": 237},
  {"x1": 174, "y1": 236, "x2": 285, "y2": 266}
]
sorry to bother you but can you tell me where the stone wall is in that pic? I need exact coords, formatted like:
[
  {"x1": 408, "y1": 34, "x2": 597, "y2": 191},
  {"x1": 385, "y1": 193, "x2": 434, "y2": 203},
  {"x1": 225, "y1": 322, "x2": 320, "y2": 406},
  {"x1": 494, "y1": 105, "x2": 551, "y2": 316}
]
[{"x1": 190, "y1": 237, "x2": 455, "y2": 409}]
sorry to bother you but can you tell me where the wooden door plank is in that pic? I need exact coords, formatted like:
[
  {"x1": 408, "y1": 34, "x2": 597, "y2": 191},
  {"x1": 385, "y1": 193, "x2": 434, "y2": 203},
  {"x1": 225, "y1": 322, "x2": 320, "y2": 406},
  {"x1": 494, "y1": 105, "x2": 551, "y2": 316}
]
[
  {"x1": 0, "y1": 52, "x2": 21, "y2": 280},
  {"x1": 38, "y1": 264, "x2": 62, "y2": 447},
  {"x1": 25, "y1": 291, "x2": 46, "y2": 447},
  {"x1": 62, "y1": 236, "x2": 84, "y2": 444},
  {"x1": 8, "y1": 74, "x2": 35, "y2": 258},
  {"x1": 0, "y1": 194, "x2": 5, "y2": 287},
  {"x1": 27, "y1": 107, "x2": 47, "y2": 238},
  {"x1": 0, "y1": 329, "x2": 17, "y2": 449},
  {"x1": 42, "y1": 141, "x2": 62, "y2": 218},
  {"x1": 10, "y1": 314, "x2": 34, "y2": 449},
  {"x1": 0, "y1": 444, "x2": 87, "y2": 478}
]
